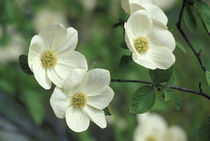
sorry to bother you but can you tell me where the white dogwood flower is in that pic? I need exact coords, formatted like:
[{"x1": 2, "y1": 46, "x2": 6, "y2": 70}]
[
  {"x1": 134, "y1": 113, "x2": 167, "y2": 141},
  {"x1": 124, "y1": 10, "x2": 175, "y2": 70},
  {"x1": 121, "y1": 0, "x2": 168, "y2": 26},
  {"x1": 28, "y1": 24, "x2": 87, "y2": 89},
  {"x1": 134, "y1": 113, "x2": 187, "y2": 141},
  {"x1": 50, "y1": 69, "x2": 114, "y2": 132}
]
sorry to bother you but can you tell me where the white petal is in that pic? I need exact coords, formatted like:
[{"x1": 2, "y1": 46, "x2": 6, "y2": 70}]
[
  {"x1": 141, "y1": 3, "x2": 168, "y2": 26},
  {"x1": 87, "y1": 87, "x2": 114, "y2": 110},
  {"x1": 125, "y1": 32, "x2": 136, "y2": 52},
  {"x1": 50, "y1": 87, "x2": 70, "y2": 118},
  {"x1": 129, "y1": 0, "x2": 145, "y2": 14},
  {"x1": 121, "y1": 0, "x2": 130, "y2": 14},
  {"x1": 47, "y1": 68, "x2": 64, "y2": 88},
  {"x1": 81, "y1": 69, "x2": 110, "y2": 96},
  {"x1": 57, "y1": 50, "x2": 88, "y2": 70},
  {"x1": 132, "y1": 52, "x2": 157, "y2": 70},
  {"x1": 33, "y1": 59, "x2": 51, "y2": 89},
  {"x1": 38, "y1": 24, "x2": 67, "y2": 50},
  {"x1": 28, "y1": 35, "x2": 44, "y2": 71},
  {"x1": 125, "y1": 10, "x2": 153, "y2": 39},
  {"x1": 147, "y1": 24, "x2": 175, "y2": 51},
  {"x1": 83, "y1": 105, "x2": 107, "y2": 128},
  {"x1": 55, "y1": 27, "x2": 78, "y2": 54},
  {"x1": 164, "y1": 126, "x2": 187, "y2": 141},
  {"x1": 63, "y1": 69, "x2": 86, "y2": 96},
  {"x1": 133, "y1": 46, "x2": 175, "y2": 70},
  {"x1": 135, "y1": 113, "x2": 167, "y2": 140},
  {"x1": 65, "y1": 106, "x2": 90, "y2": 132}
]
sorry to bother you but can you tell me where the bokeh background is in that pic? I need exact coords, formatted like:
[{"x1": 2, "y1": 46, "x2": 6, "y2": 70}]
[{"x1": 0, "y1": 0, "x2": 210, "y2": 141}]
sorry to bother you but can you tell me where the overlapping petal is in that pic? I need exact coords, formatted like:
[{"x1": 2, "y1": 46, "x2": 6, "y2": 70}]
[
  {"x1": 65, "y1": 106, "x2": 90, "y2": 132},
  {"x1": 87, "y1": 87, "x2": 114, "y2": 109},
  {"x1": 32, "y1": 59, "x2": 51, "y2": 89},
  {"x1": 125, "y1": 10, "x2": 153, "y2": 39},
  {"x1": 83, "y1": 105, "x2": 107, "y2": 128},
  {"x1": 38, "y1": 24, "x2": 67, "y2": 50},
  {"x1": 50, "y1": 87, "x2": 71, "y2": 118},
  {"x1": 28, "y1": 35, "x2": 44, "y2": 71},
  {"x1": 81, "y1": 69, "x2": 110, "y2": 96}
]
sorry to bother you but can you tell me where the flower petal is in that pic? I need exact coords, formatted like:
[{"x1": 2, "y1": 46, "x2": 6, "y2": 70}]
[
  {"x1": 47, "y1": 68, "x2": 64, "y2": 87},
  {"x1": 63, "y1": 69, "x2": 86, "y2": 96},
  {"x1": 81, "y1": 69, "x2": 110, "y2": 96},
  {"x1": 87, "y1": 87, "x2": 114, "y2": 110},
  {"x1": 147, "y1": 24, "x2": 175, "y2": 51},
  {"x1": 121, "y1": 0, "x2": 130, "y2": 14},
  {"x1": 38, "y1": 24, "x2": 67, "y2": 50},
  {"x1": 55, "y1": 27, "x2": 78, "y2": 54},
  {"x1": 50, "y1": 87, "x2": 71, "y2": 118},
  {"x1": 125, "y1": 10, "x2": 153, "y2": 39},
  {"x1": 32, "y1": 59, "x2": 51, "y2": 89},
  {"x1": 57, "y1": 50, "x2": 88, "y2": 70},
  {"x1": 125, "y1": 32, "x2": 136, "y2": 52},
  {"x1": 28, "y1": 35, "x2": 44, "y2": 71},
  {"x1": 65, "y1": 106, "x2": 90, "y2": 132},
  {"x1": 132, "y1": 45, "x2": 175, "y2": 70},
  {"x1": 141, "y1": 3, "x2": 168, "y2": 26},
  {"x1": 83, "y1": 105, "x2": 107, "y2": 128}
]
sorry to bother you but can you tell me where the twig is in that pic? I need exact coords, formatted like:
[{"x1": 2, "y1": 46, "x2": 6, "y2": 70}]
[
  {"x1": 111, "y1": 79, "x2": 210, "y2": 100},
  {"x1": 176, "y1": 1, "x2": 207, "y2": 72}
]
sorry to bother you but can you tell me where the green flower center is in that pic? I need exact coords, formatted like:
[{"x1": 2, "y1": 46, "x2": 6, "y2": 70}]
[
  {"x1": 72, "y1": 92, "x2": 87, "y2": 109},
  {"x1": 134, "y1": 37, "x2": 149, "y2": 54},
  {"x1": 146, "y1": 136, "x2": 157, "y2": 141},
  {"x1": 41, "y1": 50, "x2": 57, "y2": 68}
]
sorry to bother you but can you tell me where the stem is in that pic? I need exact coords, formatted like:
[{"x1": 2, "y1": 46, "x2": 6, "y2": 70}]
[
  {"x1": 111, "y1": 79, "x2": 210, "y2": 100},
  {"x1": 176, "y1": 1, "x2": 207, "y2": 72}
]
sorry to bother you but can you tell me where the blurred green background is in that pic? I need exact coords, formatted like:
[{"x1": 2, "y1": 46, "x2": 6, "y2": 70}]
[{"x1": 0, "y1": 0, "x2": 210, "y2": 141}]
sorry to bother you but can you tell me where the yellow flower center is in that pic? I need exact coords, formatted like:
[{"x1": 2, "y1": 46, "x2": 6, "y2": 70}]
[
  {"x1": 72, "y1": 92, "x2": 87, "y2": 109},
  {"x1": 146, "y1": 136, "x2": 157, "y2": 141},
  {"x1": 134, "y1": 37, "x2": 149, "y2": 54},
  {"x1": 41, "y1": 50, "x2": 57, "y2": 68}
]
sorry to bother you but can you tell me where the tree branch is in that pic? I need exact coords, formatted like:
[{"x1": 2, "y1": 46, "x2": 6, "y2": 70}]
[
  {"x1": 176, "y1": 1, "x2": 207, "y2": 72},
  {"x1": 111, "y1": 79, "x2": 210, "y2": 100}
]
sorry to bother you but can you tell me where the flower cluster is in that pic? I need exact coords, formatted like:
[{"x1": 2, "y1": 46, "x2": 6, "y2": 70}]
[
  {"x1": 122, "y1": 0, "x2": 176, "y2": 70},
  {"x1": 28, "y1": 24, "x2": 114, "y2": 132},
  {"x1": 134, "y1": 113, "x2": 187, "y2": 141}
]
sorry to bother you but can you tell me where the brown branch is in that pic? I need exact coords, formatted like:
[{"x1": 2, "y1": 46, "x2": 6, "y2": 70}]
[
  {"x1": 111, "y1": 79, "x2": 210, "y2": 100},
  {"x1": 176, "y1": 1, "x2": 207, "y2": 72}
]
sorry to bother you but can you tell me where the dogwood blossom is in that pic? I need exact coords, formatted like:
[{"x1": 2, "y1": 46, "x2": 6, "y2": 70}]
[
  {"x1": 50, "y1": 69, "x2": 114, "y2": 132},
  {"x1": 124, "y1": 10, "x2": 175, "y2": 70},
  {"x1": 28, "y1": 24, "x2": 87, "y2": 89},
  {"x1": 121, "y1": 0, "x2": 168, "y2": 26},
  {"x1": 134, "y1": 113, "x2": 187, "y2": 141}
]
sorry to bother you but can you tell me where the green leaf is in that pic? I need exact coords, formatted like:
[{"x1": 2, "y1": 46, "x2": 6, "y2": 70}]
[
  {"x1": 119, "y1": 55, "x2": 132, "y2": 67},
  {"x1": 164, "y1": 88, "x2": 181, "y2": 110},
  {"x1": 129, "y1": 86, "x2": 155, "y2": 114},
  {"x1": 22, "y1": 90, "x2": 46, "y2": 125},
  {"x1": 196, "y1": 117, "x2": 210, "y2": 141},
  {"x1": 206, "y1": 71, "x2": 210, "y2": 86},
  {"x1": 104, "y1": 107, "x2": 111, "y2": 116},
  {"x1": 176, "y1": 41, "x2": 187, "y2": 53},
  {"x1": 183, "y1": 4, "x2": 197, "y2": 32},
  {"x1": 194, "y1": 0, "x2": 210, "y2": 32},
  {"x1": 120, "y1": 41, "x2": 128, "y2": 49},
  {"x1": 149, "y1": 67, "x2": 174, "y2": 84},
  {"x1": 19, "y1": 55, "x2": 33, "y2": 75}
]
